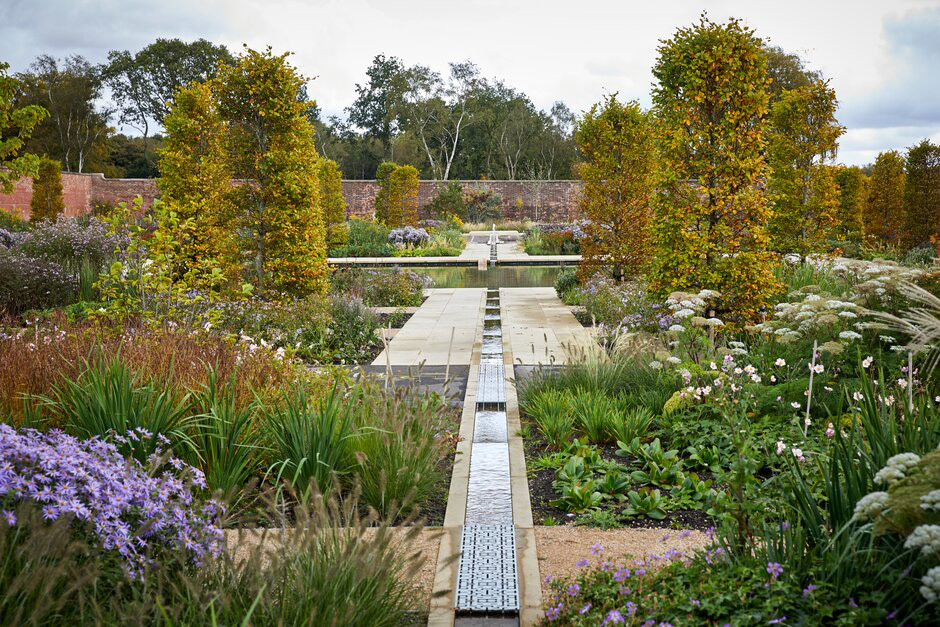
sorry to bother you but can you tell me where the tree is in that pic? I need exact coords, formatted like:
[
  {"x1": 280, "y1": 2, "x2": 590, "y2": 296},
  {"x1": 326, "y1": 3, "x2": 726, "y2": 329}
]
[
  {"x1": 16, "y1": 55, "x2": 113, "y2": 173},
  {"x1": 387, "y1": 165, "x2": 419, "y2": 227},
  {"x1": 346, "y1": 54, "x2": 409, "y2": 157},
  {"x1": 766, "y1": 81, "x2": 844, "y2": 256},
  {"x1": 215, "y1": 47, "x2": 326, "y2": 296},
  {"x1": 29, "y1": 157, "x2": 65, "y2": 222},
  {"x1": 903, "y1": 139, "x2": 940, "y2": 250},
  {"x1": 649, "y1": 15, "x2": 778, "y2": 324},
  {"x1": 317, "y1": 158, "x2": 348, "y2": 246},
  {"x1": 0, "y1": 62, "x2": 47, "y2": 194},
  {"x1": 865, "y1": 151, "x2": 907, "y2": 245},
  {"x1": 833, "y1": 165, "x2": 868, "y2": 242},
  {"x1": 104, "y1": 38, "x2": 232, "y2": 151},
  {"x1": 762, "y1": 45, "x2": 821, "y2": 101},
  {"x1": 400, "y1": 62, "x2": 481, "y2": 180},
  {"x1": 373, "y1": 161, "x2": 397, "y2": 223},
  {"x1": 158, "y1": 81, "x2": 234, "y2": 286},
  {"x1": 575, "y1": 95, "x2": 654, "y2": 280}
]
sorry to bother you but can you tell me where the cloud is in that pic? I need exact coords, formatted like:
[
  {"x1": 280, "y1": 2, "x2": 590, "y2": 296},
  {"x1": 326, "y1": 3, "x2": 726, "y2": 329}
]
[{"x1": 839, "y1": 5, "x2": 940, "y2": 130}]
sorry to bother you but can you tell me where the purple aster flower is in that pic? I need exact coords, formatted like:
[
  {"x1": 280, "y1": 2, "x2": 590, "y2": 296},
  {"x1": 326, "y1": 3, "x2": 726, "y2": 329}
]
[
  {"x1": 577, "y1": 559, "x2": 590, "y2": 568},
  {"x1": 579, "y1": 604, "x2": 592, "y2": 615},
  {"x1": 592, "y1": 542, "x2": 604, "y2": 555},
  {"x1": 567, "y1": 583, "x2": 580, "y2": 596},
  {"x1": 603, "y1": 609, "x2": 625, "y2": 625},
  {"x1": 802, "y1": 584, "x2": 817, "y2": 597},
  {"x1": 766, "y1": 562, "x2": 783, "y2": 580}
]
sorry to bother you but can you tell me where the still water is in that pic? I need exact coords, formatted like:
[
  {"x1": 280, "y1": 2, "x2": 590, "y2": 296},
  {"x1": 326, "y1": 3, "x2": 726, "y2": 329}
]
[{"x1": 417, "y1": 265, "x2": 565, "y2": 288}]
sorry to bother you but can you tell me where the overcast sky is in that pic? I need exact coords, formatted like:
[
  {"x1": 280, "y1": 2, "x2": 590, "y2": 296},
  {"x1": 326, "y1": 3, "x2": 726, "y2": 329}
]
[{"x1": 2, "y1": 0, "x2": 939, "y2": 166}]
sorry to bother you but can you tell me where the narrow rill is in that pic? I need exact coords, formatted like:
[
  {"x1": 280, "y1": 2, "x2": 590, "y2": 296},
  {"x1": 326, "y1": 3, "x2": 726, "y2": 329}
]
[{"x1": 455, "y1": 232, "x2": 520, "y2": 621}]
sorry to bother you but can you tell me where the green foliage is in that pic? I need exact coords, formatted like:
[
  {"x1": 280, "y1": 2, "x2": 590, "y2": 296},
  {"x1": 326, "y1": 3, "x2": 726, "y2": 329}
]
[
  {"x1": 330, "y1": 218, "x2": 393, "y2": 257},
  {"x1": 28, "y1": 157, "x2": 64, "y2": 223},
  {"x1": 576, "y1": 95, "x2": 654, "y2": 279},
  {"x1": 34, "y1": 357, "x2": 195, "y2": 463},
  {"x1": 215, "y1": 47, "x2": 327, "y2": 297},
  {"x1": 0, "y1": 62, "x2": 46, "y2": 193},
  {"x1": 427, "y1": 181, "x2": 466, "y2": 219},
  {"x1": 330, "y1": 267, "x2": 425, "y2": 307},
  {"x1": 190, "y1": 369, "x2": 262, "y2": 513},
  {"x1": 834, "y1": 165, "x2": 868, "y2": 243},
  {"x1": 463, "y1": 188, "x2": 502, "y2": 223},
  {"x1": 553, "y1": 266, "x2": 579, "y2": 301},
  {"x1": 767, "y1": 81, "x2": 843, "y2": 256},
  {"x1": 902, "y1": 139, "x2": 940, "y2": 250},
  {"x1": 265, "y1": 385, "x2": 355, "y2": 500},
  {"x1": 0, "y1": 209, "x2": 30, "y2": 232},
  {"x1": 649, "y1": 15, "x2": 778, "y2": 325},
  {"x1": 317, "y1": 158, "x2": 349, "y2": 247},
  {"x1": 386, "y1": 164, "x2": 420, "y2": 227},
  {"x1": 373, "y1": 161, "x2": 397, "y2": 223},
  {"x1": 521, "y1": 389, "x2": 575, "y2": 450},
  {"x1": 865, "y1": 150, "x2": 906, "y2": 245}
]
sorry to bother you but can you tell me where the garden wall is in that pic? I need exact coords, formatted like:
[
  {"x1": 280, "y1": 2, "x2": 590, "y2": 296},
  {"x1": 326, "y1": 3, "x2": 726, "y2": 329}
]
[{"x1": 0, "y1": 173, "x2": 584, "y2": 222}]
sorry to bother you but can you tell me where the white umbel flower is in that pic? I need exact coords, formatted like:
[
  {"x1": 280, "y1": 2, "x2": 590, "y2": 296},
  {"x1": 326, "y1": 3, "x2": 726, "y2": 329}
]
[
  {"x1": 852, "y1": 491, "x2": 890, "y2": 521},
  {"x1": 921, "y1": 489, "x2": 940, "y2": 512},
  {"x1": 905, "y1": 525, "x2": 940, "y2": 556},
  {"x1": 874, "y1": 453, "x2": 922, "y2": 486},
  {"x1": 921, "y1": 566, "x2": 940, "y2": 602}
]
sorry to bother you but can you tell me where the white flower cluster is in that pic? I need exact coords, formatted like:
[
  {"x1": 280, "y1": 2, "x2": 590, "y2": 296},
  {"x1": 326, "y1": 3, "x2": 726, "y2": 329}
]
[
  {"x1": 852, "y1": 491, "x2": 890, "y2": 521},
  {"x1": 921, "y1": 566, "x2": 940, "y2": 602},
  {"x1": 921, "y1": 489, "x2": 940, "y2": 512},
  {"x1": 874, "y1": 453, "x2": 922, "y2": 486},
  {"x1": 905, "y1": 525, "x2": 940, "y2": 557}
]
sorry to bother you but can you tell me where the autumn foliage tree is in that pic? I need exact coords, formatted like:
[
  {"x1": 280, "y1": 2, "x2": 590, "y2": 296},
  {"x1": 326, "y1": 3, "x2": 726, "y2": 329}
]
[
  {"x1": 158, "y1": 81, "x2": 235, "y2": 285},
  {"x1": 903, "y1": 139, "x2": 940, "y2": 250},
  {"x1": 387, "y1": 165, "x2": 420, "y2": 227},
  {"x1": 215, "y1": 47, "x2": 326, "y2": 296},
  {"x1": 575, "y1": 95, "x2": 654, "y2": 280},
  {"x1": 317, "y1": 157, "x2": 349, "y2": 247},
  {"x1": 833, "y1": 165, "x2": 868, "y2": 243},
  {"x1": 649, "y1": 16, "x2": 777, "y2": 324},
  {"x1": 29, "y1": 157, "x2": 65, "y2": 222},
  {"x1": 865, "y1": 150, "x2": 906, "y2": 246},
  {"x1": 766, "y1": 81, "x2": 843, "y2": 256},
  {"x1": 373, "y1": 161, "x2": 397, "y2": 224}
]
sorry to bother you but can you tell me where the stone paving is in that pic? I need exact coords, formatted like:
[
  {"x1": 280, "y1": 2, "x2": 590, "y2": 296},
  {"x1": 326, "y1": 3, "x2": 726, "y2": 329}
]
[
  {"x1": 372, "y1": 288, "x2": 485, "y2": 366},
  {"x1": 500, "y1": 288, "x2": 599, "y2": 365}
]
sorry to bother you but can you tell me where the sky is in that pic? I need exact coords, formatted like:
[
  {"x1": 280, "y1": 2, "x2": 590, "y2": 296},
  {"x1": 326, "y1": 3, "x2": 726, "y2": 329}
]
[{"x1": 2, "y1": 0, "x2": 939, "y2": 166}]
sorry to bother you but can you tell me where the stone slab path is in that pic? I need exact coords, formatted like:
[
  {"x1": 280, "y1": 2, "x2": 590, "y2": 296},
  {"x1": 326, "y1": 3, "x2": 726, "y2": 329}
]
[
  {"x1": 500, "y1": 288, "x2": 598, "y2": 365},
  {"x1": 372, "y1": 288, "x2": 485, "y2": 366}
]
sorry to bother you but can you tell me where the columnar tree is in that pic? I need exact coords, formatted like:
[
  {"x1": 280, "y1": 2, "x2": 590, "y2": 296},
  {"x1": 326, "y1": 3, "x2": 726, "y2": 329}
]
[
  {"x1": 865, "y1": 151, "x2": 906, "y2": 246},
  {"x1": 317, "y1": 158, "x2": 348, "y2": 247},
  {"x1": 29, "y1": 157, "x2": 65, "y2": 222},
  {"x1": 575, "y1": 95, "x2": 654, "y2": 280},
  {"x1": 158, "y1": 81, "x2": 234, "y2": 285},
  {"x1": 834, "y1": 165, "x2": 868, "y2": 243},
  {"x1": 649, "y1": 16, "x2": 777, "y2": 324},
  {"x1": 387, "y1": 165, "x2": 420, "y2": 227},
  {"x1": 0, "y1": 62, "x2": 47, "y2": 193},
  {"x1": 766, "y1": 81, "x2": 843, "y2": 256},
  {"x1": 215, "y1": 47, "x2": 326, "y2": 296},
  {"x1": 373, "y1": 161, "x2": 397, "y2": 223},
  {"x1": 903, "y1": 139, "x2": 940, "y2": 250}
]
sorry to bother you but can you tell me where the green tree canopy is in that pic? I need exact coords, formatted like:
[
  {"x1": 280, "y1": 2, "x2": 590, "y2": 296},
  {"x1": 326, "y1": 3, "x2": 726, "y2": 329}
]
[
  {"x1": 903, "y1": 139, "x2": 940, "y2": 250},
  {"x1": 0, "y1": 61, "x2": 47, "y2": 194}
]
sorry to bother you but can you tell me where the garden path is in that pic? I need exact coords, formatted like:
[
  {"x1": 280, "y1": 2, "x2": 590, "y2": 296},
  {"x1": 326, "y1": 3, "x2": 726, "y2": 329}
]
[
  {"x1": 371, "y1": 288, "x2": 485, "y2": 366},
  {"x1": 500, "y1": 288, "x2": 598, "y2": 365}
]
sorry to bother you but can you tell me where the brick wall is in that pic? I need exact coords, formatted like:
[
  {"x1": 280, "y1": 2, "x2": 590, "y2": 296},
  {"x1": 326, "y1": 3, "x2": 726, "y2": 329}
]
[
  {"x1": 343, "y1": 180, "x2": 584, "y2": 222},
  {"x1": 1, "y1": 173, "x2": 584, "y2": 223}
]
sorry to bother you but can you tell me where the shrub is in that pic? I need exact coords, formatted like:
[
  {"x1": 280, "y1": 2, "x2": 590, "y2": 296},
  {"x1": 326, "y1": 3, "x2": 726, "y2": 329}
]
[
  {"x1": 427, "y1": 181, "x2": 466, "y2": 219},
  {"x1": 387, "y1": 165, "x2": 419, "y2": 227},
  {"x1": 317, "y1": 157, "x2": 348, "y2": 247},
  {"x1": 554, "y1": 266, "x2": 580, "y2": 301},
  {"x1": 0, "y1": 209, "x2": 30, "y2": 232},
  {"x1": 388, "y1": 226, "x2": 430, "y2": 247},
  {"x1": 331, "y1": 268, "x2": 426, "y2": 307},
  {"x1": 28, "y1": 157, "x2": 65, "y2": 223},
  {"x1": 577, "y1": 275, "x2": 673, "y2": 333},
  {"x1": 464, "y1": 189, "x2": 502, "y2": 223},
  {"x1": 0, "y1": 249, "x2": 77, "y2": 314},
  {"x1": 330, "y1": 219, "x2": 393, "y2": 257},
  {"x1": 16, "y1": 215, "x2": 120, "y2": 278},
  {"x1": 905, "y1": 244, "x2": 937, "y2": 267}
]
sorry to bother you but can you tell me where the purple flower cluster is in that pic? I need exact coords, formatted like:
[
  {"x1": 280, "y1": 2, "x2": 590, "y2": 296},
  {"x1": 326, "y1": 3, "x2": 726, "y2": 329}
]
[
  {"x1": 388, "y1": 226, "x2": 430, "y2": 247},
  {"x1": 0, "y1": 250, "x2": 79, "y2": 314},
  {"x1": 0, "y1": 425, "x2": 223, "y2": 578},
  {"x1": 17, "y1": 216, "x2": 123, "y2": 269},
  {"x1": 0, "y1": 227, "x2": 25, "y2": 249}
]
